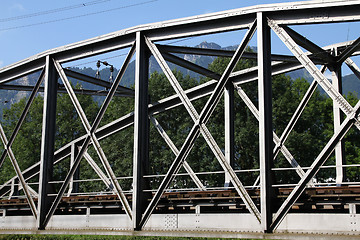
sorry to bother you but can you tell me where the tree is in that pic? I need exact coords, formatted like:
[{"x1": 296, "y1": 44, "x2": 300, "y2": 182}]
[
  {"x1": 1, "y1": 97, "x2": 43, "y2": 186},
  {"x1": 0, "y1": 86, "x2": 99, "y2": 191},
  {"x1": 1, "y1": 56, "x2": 359, "y2": 195}
]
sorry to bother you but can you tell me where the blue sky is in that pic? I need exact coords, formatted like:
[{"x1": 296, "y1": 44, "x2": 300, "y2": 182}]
[{"x1": 1, "y1": 0, "x2": 359, "y2": 76}]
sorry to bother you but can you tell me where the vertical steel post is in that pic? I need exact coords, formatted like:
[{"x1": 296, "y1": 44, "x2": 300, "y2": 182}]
[
  {"x1": 332, "y1": 49, "x2": 345, "y2": 185},
  {"x1": 9, "y1": 178, "x2": 19, "y2": 199},
  {"x1": 37, "y1": 55, "x2": 58, "y2": 230},
  {"x1": 224, "y1": 83, "x2": 235, "y2": 188},
  {"x1": 258, "y1": 12, "x2": 273, "y2": 233},
  {"x1": 133, "y1": 31, "x2": 150, "y2": 230},
  {"x1": 68, "y1": 143, "x2": 80, "y2": 196}
]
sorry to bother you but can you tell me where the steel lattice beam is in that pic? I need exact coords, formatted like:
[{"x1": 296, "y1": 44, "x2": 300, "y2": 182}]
[{"x1": 139, "y1": 21, "x2": 261, "y2": 229}]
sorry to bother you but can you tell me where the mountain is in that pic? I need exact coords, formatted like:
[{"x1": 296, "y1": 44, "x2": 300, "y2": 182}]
[
  {"x1": 184, "y1": 41, "x2": 221, "y2": 67},
  {"x1": 287, "y1": 69, "x2": 360, "y2": 98},
  {"x1": 0, "y1": 72, "x2": 40, "y2": 117},
  {"x1": 124, "y1": 41, "x2": 224, "y2": 84},
  {"x1": 343, "y1": 73, "x2": 360, "y2": 98}
]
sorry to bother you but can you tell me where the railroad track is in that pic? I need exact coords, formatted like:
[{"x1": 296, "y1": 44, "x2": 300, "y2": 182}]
[{"x1": 1, "y1": 186, "x2": 359, "y2": 216}]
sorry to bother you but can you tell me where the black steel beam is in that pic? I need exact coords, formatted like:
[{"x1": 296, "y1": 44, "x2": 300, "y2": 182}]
[
  {"x1": 257, "y1": 12, "x2": 274, "y2": 233},
  {"x1": 158, "y1": 44, "x2": 301, "y2": 63},
  {"x1": 0, "y1": 85, "x2": 132, "y2": 97},
  {"x1": 37, "y1": 56, "x2": 58, "y2": 229},
  {"x1": 133, "y1": 32, "x2": 150, "y2": 230}
]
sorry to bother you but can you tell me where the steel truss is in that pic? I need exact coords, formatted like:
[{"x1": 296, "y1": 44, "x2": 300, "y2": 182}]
[{"x1": 0, "y1": 0, "x2": 360, "y2": 235}]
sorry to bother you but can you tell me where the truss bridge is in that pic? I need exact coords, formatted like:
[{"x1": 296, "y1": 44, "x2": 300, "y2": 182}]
[{"x1": 1, "y1": 0, "x2": 360, "y2": 239}]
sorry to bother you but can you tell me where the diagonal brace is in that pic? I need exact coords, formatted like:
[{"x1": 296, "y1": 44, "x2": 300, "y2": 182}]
[
  {"x1": 281, "y1": 26, "x2": 335, "y2": 65},
  {"x1": 0, "y1": 68, "x2": 45, "y2": 169},
  {"x1": 161, "y1": 51, "x2": 221, "y2": 80},
  {"x1": 141, "y1": 20, "x2": 261, "y2": 228},
  {"x1": 270, "y1": 99, "x2": 360, "y2": 231},
  {"x1": 0, "y1": 124, "x2": 38, "y2": 218},
  {"x1": 345, "y1": 58, "x2": 360, "y2": 80},
  {"x1": 53, "y1": 53, "x2": 133, "y2": 217},
  {"x1": 234, "y1": 85, "x2": 308, "y2": 180},
  {"x1": 274, "y1": 66, "x2": 326, "y2": 158},
  {"x1": 83, "y1": 151, "x2": 112, "y2": 190},
  {"x1": 0, "y1": 69, "x2": 44, "y2": 219},
  {"x1": 337, "y1": 37, "x2": 360, "y2": 64},
  {"x1": 268, "y1": 19, "x2": 360, "y2": 130},
  {"x1": 42, "y1": 46, "x2": 135, "y2": 227},
  {"x1": 150, "y1": 115, "x2": 206, "y2": 190}
]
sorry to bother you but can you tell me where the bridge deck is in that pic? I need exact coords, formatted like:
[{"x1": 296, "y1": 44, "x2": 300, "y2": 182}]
[{"x1": 1, "y1": 186, "x2": 359, "y2": 216}]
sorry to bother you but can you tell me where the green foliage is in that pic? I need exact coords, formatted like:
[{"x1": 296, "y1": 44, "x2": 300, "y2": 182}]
[
  {"x1": 0, "y1": 86, "x2": 99, "y2": 186},
  {"x1": 340, "y1": 93, "x2": 360, "y2": 181},
  {"x1": 0, "y1": 51, "x2": 359, "y2": 193},
  {"x1": 0, "y1": 97, "x2": 44, "y2": 186},
  {"x1": 92, "y1": 93, "x2": 135, "y2": 191}
]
